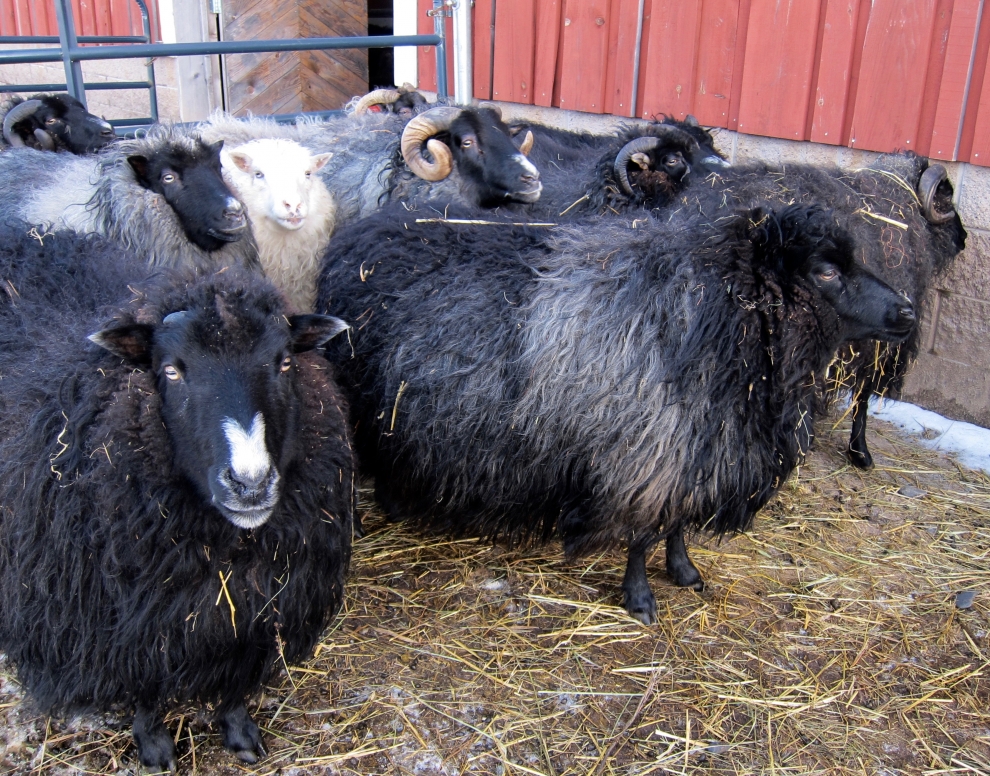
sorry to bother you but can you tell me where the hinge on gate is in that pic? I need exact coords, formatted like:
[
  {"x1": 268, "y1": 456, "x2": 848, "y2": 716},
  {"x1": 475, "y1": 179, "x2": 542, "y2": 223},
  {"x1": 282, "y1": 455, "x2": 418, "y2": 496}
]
[{"x1": 426, "y1": 2, "x2": 453, "y2": 18}]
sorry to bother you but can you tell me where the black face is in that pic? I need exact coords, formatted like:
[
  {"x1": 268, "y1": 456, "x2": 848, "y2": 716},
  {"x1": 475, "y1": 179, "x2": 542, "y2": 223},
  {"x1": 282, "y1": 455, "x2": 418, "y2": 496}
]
[
  {"x1": 392, "y1": 91, "x2": 428, "y2": 119},
  {"x1": 127, "y1": 139, "x2": 248, "y2": 252},
  {"x1": 91, "y1": 302, "x2": 348, "y2": 529},
  {"x1": 760, "y1": 206, "x2": 916, "y2": 344},
  {"x1": 447, "y1": 108, "x2": 542, "y2": 206},
  {"x1": 12, "y1": 94, "x2": 115, "y2": 154}
]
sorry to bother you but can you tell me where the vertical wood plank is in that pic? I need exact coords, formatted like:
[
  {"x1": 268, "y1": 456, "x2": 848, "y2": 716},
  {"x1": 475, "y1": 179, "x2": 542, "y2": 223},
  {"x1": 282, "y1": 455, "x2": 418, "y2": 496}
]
[
  {"x1": 693, "y1": 0, "x2": 740, "y2": 127},
  {"x1": 966, "y1": 53, "x2": 990, "y2": 164},
  {"x1": 533, "y1": 0, "x2": 561, "y2": 107},
  {"x1": 1, "y1": 2, "x2": 19, "y2": 36},
  {"x1": 602, "y1": 0, "x2": 641, "y2": 118},
  {"x1": 557, "y1": 0, "x2": 611, "y2": 113},
  {"x1": 725, "y1": 0, "x2": 752, "y2": 131},
  {"x1": 848, "y1": 0, "x2": 938, "y2": 151},
  {"x1": 637, "y1": 0, "x2": 702, "y2": 120},
  {"x1": 810, "y1": 0, "x2": 861, "y2": 145},
  {"x1": 472, "y1": 0, "x2": 493, "y2": 99},
  {"x1": 928, "y1": 0, "x2": 980, "y2": 159},
  {"x1": 913, "y1": 0, "x2": 955, "y2": 157},
  {"x1": 736, "y1": 0, "x2": 823, "y2": 139},
  {"x1": 93, "y1": 0, "x2": 111, "y2": 37},
  {"x1": 957, "y1": 0, "x2": 990, "y2": 162},
  {"x1": 492, "y1": 0, "x2": 534, "y2": 104},
  {"x1": 12, "y1": 0, "x2": 30, "y2": 35}
]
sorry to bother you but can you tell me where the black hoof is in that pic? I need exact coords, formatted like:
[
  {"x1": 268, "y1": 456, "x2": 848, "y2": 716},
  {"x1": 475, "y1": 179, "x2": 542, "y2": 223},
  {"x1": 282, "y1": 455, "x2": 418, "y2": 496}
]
[
  {"x1": 668, "y1": 562, "x2": 705, "y2": 591},
  {"x1": 622, "y1": 581, "x2": 658, "y2": 625},
  {"x1": 133, "y1": 706, "x2": 177, "y2": 774},
  {"x1": 220, "y1": 703, "x2": 267, "y2": 764},
  {"x1": 847, "y1": 445, "x2": 874, "y2": 470}
]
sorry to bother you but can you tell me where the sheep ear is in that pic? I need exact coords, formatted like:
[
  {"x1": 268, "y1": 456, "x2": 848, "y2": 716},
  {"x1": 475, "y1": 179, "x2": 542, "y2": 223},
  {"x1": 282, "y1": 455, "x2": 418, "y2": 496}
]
[
  {"x1": 227, "y1": 150, "x2": 254, "y2": 173},
  {"x1": 287, "y1": 314, "x2": 350, "y2": 352},
  {"x1": 88, "y1": 323, "x2": 155, "y2": 365},
  {"x1": 127, "y1": 154, "x2": 151, "y2": 184},
  {"x1": 311, "y1": 152, "x2": 332, "y2": 172}
]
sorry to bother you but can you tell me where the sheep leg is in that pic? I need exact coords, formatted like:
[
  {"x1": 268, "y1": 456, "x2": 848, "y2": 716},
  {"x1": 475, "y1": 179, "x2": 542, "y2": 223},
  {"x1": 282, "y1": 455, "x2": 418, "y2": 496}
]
[
  {"x1": 665, "y1": 524, "x2": 704, "y2": 591},
  {"x1": 622, "y1": 535, "x2": 659, "y2": 625},
  {"x1": 219, "y1": 702, "x2": 267, "y2": 764},
  {"x1": 847, "y1": 389, "x2": 874, "y2": 470},
  {"x1": 132, "y1": 704, "x2": 177, "y2": 773}
]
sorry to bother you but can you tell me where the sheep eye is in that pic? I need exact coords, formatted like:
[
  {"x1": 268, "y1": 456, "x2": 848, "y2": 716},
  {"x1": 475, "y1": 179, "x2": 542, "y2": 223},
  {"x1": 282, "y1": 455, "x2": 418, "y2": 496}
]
[
  {"x1": 461, "y1": 138, "x2": 473, "y2": 148},
  {"x1": 280, "y1": 356, "x2": 293, "y2": 373},
  {"x1": 255, "y1": 171, "x2": 265, "y2": 180},
  {"x1": 45, "y1": 117, "x2": 58, "y2": 126},
  {"x1": 819, "y1": 268, "x2": 838, "y2": 281},
  {"x1": 162, "y1": 172, "x2": 176, "y2": 184},
  {"x1": 163, "y1": 365, "x2": 182, "y2": 381}
]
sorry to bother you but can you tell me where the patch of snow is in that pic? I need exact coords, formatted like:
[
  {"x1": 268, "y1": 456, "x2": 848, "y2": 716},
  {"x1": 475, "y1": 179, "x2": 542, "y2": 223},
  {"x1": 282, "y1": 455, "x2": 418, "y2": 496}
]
[{"x1": 868, "y1": 398, "x2": 990, "y2": 475}]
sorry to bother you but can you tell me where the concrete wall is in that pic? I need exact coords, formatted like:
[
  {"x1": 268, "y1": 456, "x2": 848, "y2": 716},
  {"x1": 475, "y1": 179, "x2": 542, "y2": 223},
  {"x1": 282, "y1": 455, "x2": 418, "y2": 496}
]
[{"x1": 496, "y1": 101, "x2": 990, "y2": 430}]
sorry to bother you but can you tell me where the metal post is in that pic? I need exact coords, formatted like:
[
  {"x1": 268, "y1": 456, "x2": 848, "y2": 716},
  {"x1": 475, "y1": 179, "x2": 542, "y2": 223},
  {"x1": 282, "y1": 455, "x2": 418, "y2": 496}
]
[
  {"x1": 451, "y1": 0, "x2": 472, "y2": 105},
  {"x1": 133, "y1": 0, "x2": 160, "y2": 122},
  {"x1": 629, "y1": 0, "x2": 646, "y2": 119},
  {"x1": 432, "y1": 0, "x2": 449, "y2": 100},
  {"x1": 53, "y1": 0, "x2": 86, "y2": 106}
]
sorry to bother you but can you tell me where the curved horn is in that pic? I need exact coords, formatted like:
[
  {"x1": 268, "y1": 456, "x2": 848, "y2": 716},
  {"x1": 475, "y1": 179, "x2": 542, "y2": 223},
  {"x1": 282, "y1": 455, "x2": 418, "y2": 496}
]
[
  {"x1": 479, "y1": 102, "x2": 503, "y2": 121},
  {"x1": 353, "y1": 88, "x2": 401, "y2": 116},
  {"x1": 919, "y1": 164, "x2": 956, "y2": 225},
  {"x1": 699, "y1": 154, "x2": 730, "y2": 169},
  {"x1": 163, "y1": 310, "x2": 191, "y2": 326},
  {"x1": 3, "y1": 99, "x2": 43, "y2": 147},
  {"x1": 33, "y1": 128, "x2": 55, "y2": 151},
  {"x1": 518, "y1": 129, "x2": 534, "y2": 156},
  {"x1": 400, "y1": 106, "x2": 461, "y2": 181},
  {"x1": 613, "y1": 136, "x2": 663, "y2": 195}
]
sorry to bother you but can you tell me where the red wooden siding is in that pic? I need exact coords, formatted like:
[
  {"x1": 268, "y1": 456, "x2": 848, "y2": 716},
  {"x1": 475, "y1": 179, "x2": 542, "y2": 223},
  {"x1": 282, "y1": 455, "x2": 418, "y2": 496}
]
[
  {"x1": 0, "y1": 0, "x2": 160, "y2": 41},
  {"x1": 416, "y1": 0, "x2": 990, "y2": 166}
]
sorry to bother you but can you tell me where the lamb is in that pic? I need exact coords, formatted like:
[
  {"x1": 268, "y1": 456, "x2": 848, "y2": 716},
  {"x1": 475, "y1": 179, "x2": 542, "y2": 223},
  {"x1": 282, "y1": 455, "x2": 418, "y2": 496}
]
[
  {"x1": 221, "y1": 138, "x2": 334, "y2": 311},
  {"x1": 677, "y1": 153, "x2": 966, "y2": 468},
  {"x1": 0, "y1": 123, "x2": 256, "y2": 272},
  {"x1": 316, "y1": 202, "x2": 916, "y2": 625},
  {"x1": 0, "y1": 226, "x2": 355, "y2": 771},
  {"x1": 0, "y1": 92, "x2": 115, "y2": 154}
]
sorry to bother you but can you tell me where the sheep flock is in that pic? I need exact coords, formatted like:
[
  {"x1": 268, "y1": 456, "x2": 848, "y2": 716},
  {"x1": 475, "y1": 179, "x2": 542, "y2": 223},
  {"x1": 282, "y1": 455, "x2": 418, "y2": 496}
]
[{"x1": 0, "y1": 86, "x2": 978, "y2": 774}]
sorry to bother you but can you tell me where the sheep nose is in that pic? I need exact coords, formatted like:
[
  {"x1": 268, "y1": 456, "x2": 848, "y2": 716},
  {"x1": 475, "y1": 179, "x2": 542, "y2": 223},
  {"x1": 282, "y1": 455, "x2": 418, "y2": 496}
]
[
  {"x1": 898, "y1": 304, "x2": 916, "y2": 323},
  {"x1": 225, "y1": 464, "x2": 273, "y2": 496},
  {"x1": 98, "y1": 122, "x2": 114, "y2": 138},
  {"x1": 521, "y1": 172, "x2": 539, "y2": 184},
  {"x1": 225, "y1": 197, "x2": 243, "y2": 214}
]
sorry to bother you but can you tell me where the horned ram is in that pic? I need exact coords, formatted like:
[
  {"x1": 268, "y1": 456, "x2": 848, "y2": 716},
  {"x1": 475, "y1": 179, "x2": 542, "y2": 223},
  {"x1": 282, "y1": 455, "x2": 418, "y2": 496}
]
[{"x1": 0, "y1": 93, "x2": 115, "y2": 154}]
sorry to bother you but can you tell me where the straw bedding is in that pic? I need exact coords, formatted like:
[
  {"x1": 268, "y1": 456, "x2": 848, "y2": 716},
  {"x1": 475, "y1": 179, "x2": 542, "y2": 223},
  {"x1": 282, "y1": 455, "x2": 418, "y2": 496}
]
[{"x1": 1, "y1": 412, "x2": 987, "y2": 775}]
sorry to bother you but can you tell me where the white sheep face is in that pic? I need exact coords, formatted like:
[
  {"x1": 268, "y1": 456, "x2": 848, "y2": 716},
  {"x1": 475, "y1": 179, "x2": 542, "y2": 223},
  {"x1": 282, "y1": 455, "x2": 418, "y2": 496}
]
[{"x1": 223, "y1": 139, "x2": 332, "y2": 232}]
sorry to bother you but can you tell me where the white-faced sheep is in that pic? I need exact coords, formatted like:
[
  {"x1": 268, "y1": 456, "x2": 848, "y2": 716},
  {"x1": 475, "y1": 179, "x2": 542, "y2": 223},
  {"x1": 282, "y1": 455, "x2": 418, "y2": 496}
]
[
  {"x1": 221, "y1": 138, "x2": 334, "y2": 311},
  {"x1": 316, "y1": 203, "x2": 915, "y2": 625},
  {"x1": 0, "y1": 123, "x2": 256, "y2": 272},
  {"x1": 0, "y1": 226, "x2": 354, "y2": 771}
]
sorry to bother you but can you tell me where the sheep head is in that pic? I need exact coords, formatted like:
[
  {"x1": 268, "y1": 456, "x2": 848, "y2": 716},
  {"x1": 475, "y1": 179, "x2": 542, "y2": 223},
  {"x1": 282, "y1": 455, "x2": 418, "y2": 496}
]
[
  {"x1": 222, "y1": 139, "x2": 333, "y2": 232},
  {"x1": 88, "y1": 276, "x2": 348, "y2": 529}
]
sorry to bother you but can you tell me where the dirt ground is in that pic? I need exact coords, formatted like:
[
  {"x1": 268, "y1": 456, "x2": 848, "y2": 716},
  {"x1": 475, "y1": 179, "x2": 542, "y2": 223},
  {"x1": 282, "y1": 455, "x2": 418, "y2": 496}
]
[{"x1": 1, "y1": 412, "x2": 988, "y2": 775}]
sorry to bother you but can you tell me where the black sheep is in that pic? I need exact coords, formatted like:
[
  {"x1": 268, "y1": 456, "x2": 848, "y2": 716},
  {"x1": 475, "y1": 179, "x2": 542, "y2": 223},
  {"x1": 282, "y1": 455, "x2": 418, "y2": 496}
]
[
  {"x1": 679, "y1": 153, "x2": 966, "y2": 468},
  {"x1": 316, "y1": 203, "x2": 914, "y2": 624},
  {"x1": 0, "y1": 227, "x2": 354, "y2": 771},
  {"x1": 0, "y1": 93, "x2": 115, "y2": 154}
]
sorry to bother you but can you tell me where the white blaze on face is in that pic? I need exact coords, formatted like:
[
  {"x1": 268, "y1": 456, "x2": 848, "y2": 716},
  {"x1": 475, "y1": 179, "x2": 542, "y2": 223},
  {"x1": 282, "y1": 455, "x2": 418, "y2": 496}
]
[
  {"x1": 222, "y1": 412, "x2": 271, "y2": 484},
  {"x1": 515, "y1": 153, "x2": 539, "y2": 179}
]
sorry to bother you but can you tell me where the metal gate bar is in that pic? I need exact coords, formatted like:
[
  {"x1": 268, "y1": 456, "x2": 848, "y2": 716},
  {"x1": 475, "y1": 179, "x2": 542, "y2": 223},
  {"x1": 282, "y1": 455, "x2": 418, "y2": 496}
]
[{"x1": 0, "y1": 0, "x2": 448, "y2": 129}]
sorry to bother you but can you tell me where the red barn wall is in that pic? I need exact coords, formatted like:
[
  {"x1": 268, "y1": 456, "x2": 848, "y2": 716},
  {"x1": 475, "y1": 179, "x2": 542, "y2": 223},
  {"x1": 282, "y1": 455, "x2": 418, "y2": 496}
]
[{"x1": 417, "y1": 0, "x2": 990, "y2": 167}]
